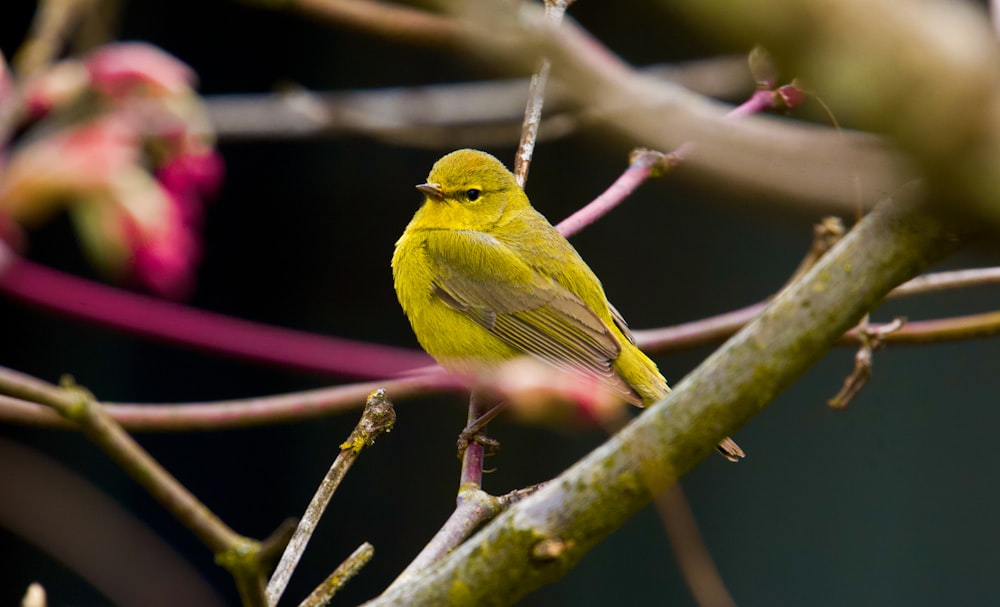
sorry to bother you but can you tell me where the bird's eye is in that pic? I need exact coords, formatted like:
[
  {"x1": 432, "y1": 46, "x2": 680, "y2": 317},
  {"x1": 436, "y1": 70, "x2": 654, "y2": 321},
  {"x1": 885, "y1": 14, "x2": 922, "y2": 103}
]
[{"x1": 465, "y1": 189, "x2": 481, "y2": 202}]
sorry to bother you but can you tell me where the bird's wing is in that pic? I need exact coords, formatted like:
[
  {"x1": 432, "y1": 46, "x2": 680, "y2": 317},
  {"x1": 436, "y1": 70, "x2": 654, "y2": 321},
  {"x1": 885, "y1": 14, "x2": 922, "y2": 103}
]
[{"x1": 424, "y1": 230, "x2": 640, "y2": 403}]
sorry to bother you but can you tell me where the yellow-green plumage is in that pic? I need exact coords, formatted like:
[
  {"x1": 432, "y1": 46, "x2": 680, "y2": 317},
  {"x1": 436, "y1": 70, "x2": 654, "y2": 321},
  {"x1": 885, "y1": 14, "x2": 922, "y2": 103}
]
[{"x1": 392, "y1": 148, "x2": 666, "y2": 406}]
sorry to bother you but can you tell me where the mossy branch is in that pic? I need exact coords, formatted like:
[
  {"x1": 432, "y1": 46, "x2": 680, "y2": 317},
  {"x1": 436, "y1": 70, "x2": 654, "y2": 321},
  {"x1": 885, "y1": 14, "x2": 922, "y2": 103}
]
[{"x1": 363, "y1": 185, "x2": 962, "y2": 606}]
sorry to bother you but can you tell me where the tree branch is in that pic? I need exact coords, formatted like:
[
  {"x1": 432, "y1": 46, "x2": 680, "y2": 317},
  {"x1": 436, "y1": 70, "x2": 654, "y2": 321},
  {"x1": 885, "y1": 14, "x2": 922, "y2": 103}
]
[
  {"x1": 203, "y1": 57, "x2": 754, "y2": 144},
  {"x1": 245, "y1": 0, "x2": 910, "y2": 210},
  {"x1": 266, "y1": 389, "x2": 395, "y2": 607},
  {"x1": 671, "y1": 0, "x2": 1000, "y2": 225},
  {"x1": 0, "y1": 245, "x2": 431, "y2": 379}
]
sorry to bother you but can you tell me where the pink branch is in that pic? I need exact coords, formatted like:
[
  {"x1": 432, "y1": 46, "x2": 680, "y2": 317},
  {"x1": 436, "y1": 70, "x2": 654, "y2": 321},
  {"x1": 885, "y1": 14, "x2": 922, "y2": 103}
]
[
  {"x1": 556, "y1": 89, "x2": 780, "y2": 238},
  {"x1": 0, "y1": 251, "x2": 431, "y2": 379}
]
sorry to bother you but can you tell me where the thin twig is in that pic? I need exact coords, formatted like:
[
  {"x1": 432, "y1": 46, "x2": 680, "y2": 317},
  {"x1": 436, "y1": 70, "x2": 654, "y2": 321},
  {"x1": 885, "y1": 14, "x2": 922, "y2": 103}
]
[
  {"x1": 841, "y1": 310, "x2": 1000, "y2": 345},
  {"x1": 555, "y1": 88, "x2": 782, "y2": 238},
  {"x1": 829, "y1": 318, "x2": 905, "y2": 409},
  {"x1": 890, "y1": 266, "x2": 1000, "y2": 297},
  {"x1": 14, "y1": 0, "x2": 94, "y2": 76},
  {"x1": 298, "y1": 543, "x2": 375, "y2": 607},
  {"x1": 784, "y1": 216, "x2": 847, "y2": 286},
  {"x1": 634, "y1": 266, "x2": 1000, "y2": 353},
  {"x1": 203, "y1": 57, "x2": 754, "y2": 142},
  {"x1": 514, "y1": 0, "x2": 573, "y2": 187},
  {"x1": 555, "y1": 149, "x2": 667, "y2": 238},
  {"x1": 0, "y1": 370, "x2": 450, "y2": 430},
  {"x1": 266, "y1": 389, "x2": 395, "y2": 607},
  {"x1": 256, "y1": 0, "x2": 909, "y2": 210},
  {"x1": 459, "y1": 389, "x2": 495, "y2": 489}
]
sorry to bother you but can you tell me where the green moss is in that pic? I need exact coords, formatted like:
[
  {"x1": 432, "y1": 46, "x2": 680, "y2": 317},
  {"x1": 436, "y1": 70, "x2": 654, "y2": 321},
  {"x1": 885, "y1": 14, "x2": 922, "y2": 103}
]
[
  {"x1": 448, "y1": 580, "x2": 473, "y2": 606},
  {"x1": 617, "y1": 470, "x2": 641, "y2": 494}
]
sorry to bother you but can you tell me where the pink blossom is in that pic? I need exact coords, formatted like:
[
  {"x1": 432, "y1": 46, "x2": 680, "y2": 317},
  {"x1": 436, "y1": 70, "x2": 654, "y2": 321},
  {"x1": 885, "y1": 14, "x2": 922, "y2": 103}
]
[
  {"x1": 0, "y1": 42, "x2": 219, "y2": 299},
  {"x1": 128, "y1": 190, "x2": 201, "y2": 299},
  {"x1": 85, "y1": 42, "x2": 195, "y2": 99},
  {"x1": 0, "y1": 115, "x2": 140, "y2": 224},
  {"x1": 156, "y1": 151, "x2": 224, "y2": 224},
  {"x1": 21, "y1": 61, "x2": 89, "y2": 118}
]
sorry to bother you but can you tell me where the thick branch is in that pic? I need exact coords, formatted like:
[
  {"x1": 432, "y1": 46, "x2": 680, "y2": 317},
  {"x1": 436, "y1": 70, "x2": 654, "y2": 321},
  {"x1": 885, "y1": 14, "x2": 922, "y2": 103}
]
[
  {"x1": 364, "y1": 186, "x2": 961, "y2": 606},
  {"x1": 254, "y1": 0, "x2": 910, "y2": 210},
  {"x1": 671, "y1": 0, "x2": 1000, "y2": 223}
]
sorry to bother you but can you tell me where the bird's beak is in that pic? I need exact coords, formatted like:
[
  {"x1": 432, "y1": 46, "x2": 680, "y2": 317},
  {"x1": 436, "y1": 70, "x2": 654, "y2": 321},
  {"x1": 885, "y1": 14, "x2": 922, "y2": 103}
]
[{"x1": 416, "y1": 182, "x2": 444, "y2": 199}]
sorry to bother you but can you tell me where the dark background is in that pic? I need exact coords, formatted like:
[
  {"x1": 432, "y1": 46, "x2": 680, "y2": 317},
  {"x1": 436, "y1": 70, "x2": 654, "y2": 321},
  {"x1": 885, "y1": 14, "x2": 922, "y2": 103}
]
[{"x1": 2, "y1": 1, "x2": 999, "y2": 605}]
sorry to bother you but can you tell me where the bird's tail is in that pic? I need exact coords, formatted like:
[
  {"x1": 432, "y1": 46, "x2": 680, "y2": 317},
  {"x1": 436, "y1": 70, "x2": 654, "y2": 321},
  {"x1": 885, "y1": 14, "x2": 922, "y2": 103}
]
[{"x1": 616, "y1": 347, "x2": 745, "y2": 462}]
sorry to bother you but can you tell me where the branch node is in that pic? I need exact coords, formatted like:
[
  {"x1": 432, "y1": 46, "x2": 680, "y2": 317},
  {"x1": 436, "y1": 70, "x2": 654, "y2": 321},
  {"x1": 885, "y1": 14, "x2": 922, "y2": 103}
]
[
  {"x1": 531, "y1": 537, "x2": 574, "y2": 562},
  {"x1": 627, "y1": 147, "x2": 670, "y2": 176},
  {"x1": 339, "y1": 388, "x2": 396, "y2": 453},
  {"x1": 57, "y1": 374, "x2": 93, "y2": 420},
  {"x1": 828, "y1": 317, "x2": 907, "y2": 409}
]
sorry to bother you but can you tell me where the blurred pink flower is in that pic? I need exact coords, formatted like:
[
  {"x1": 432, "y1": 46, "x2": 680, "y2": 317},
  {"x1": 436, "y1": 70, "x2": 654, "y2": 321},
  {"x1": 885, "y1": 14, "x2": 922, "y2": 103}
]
[
  {"x1": 85, "y1": 42, "x2": 196, "y2": 99},
  {"x1": 128, "y1": 190, "x2": 201, "y2": 299},
  {"x1": 0, "y1": 42, "x2": 220, "y2": 299},
  {"x1": 22, "y1": 61, "x2": 89, "y2": 118},
  {"x1": 484, "y1": 358, "x2": 628, "y2": 430},
  {"x1": 0, "y1": 115, "x2": 140, "y2": 225},
  {"x1": 156, "y1": 151, "x2": 224, "y2": 224}
]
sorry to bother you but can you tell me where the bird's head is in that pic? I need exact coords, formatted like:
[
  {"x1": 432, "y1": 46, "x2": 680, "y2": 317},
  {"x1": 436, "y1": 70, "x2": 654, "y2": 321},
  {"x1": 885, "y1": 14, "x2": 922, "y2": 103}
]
[{"x1": 412, "y1": 149, "x2": 528, "y2": 232}]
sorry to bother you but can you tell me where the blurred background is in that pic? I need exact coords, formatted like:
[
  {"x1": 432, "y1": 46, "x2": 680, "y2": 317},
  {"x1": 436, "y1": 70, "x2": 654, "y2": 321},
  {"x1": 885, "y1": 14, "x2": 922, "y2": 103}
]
[{"x1": 1, "y1": 1, "x2": 999, "y2": 605}]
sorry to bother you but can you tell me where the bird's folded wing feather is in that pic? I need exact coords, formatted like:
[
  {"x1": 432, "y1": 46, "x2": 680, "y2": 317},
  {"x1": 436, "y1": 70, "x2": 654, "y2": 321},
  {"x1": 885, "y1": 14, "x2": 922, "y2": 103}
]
[{"x1": 424, "y1": 230, "x2": 638, "y2": 401}]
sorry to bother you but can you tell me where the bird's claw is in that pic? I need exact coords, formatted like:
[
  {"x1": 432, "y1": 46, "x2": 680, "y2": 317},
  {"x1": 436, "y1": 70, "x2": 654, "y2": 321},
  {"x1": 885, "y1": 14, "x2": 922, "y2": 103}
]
[{"x1": 456, "y1": 428, "x2": 501, "y2": 460}]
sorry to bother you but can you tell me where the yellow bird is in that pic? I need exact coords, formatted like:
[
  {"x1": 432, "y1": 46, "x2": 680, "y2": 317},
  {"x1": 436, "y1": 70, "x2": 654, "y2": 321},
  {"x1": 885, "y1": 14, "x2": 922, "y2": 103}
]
[{"x1": 392, "y1": 149, "x2": 742, "y2": 461}]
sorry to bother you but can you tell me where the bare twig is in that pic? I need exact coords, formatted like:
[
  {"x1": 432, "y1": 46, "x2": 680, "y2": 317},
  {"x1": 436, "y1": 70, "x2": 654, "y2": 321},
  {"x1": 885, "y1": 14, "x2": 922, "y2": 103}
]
[
  {"x1": 785, "y1": 217, "x2": 847, "y2": 285},
  {"x1": 459, "y1": 389, "x2": 497, "y2": 489},
  {"x1": 205, "y1": 57, "x2": 754, "y2": 143},
  {"x1": 555, "y1": 149, "x2": 668, "y2": 238},
  {"x1": 842, "y1": 310, "x2": 1000, "y2": 345},
  {"x1": 556, "y1": 87, "x2": 783, "y2": 238},
  {"x1": 14, "y1": 0, "x2": 95, "y2": 76},
  {"x1": 0, "y1": 370, "x2": 451, "y2": 430},
  {"x1": 634, "y1": 266, "x2": 1000, "y2": 354},
  {"x1": 514, "y1": 0, "x2": 573, "y2": 186},
  {"x1": 252, "y1": 0, "x2": 909, "y2": 210},
  {"x1": 266, "y1": 389, "x2": 395, "y2": 607},
  {"x1": 890, "y1": 266, "x2": 1000, "y2": 297},
  {"x1": 298, "y1": 543, "x2": 375, "y2": 607},
  {"x1": 829, "y1": 318, "x2": 905, "y2": 408}
]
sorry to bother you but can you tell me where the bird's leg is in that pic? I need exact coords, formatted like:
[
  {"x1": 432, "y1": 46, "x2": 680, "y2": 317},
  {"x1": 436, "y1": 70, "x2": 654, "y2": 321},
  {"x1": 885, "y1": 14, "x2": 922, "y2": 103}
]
[
  {"x1": 458, "y1": 391, "x2": 506, "y2": 485},
  {"x1": 456, "y1": 399, "x2": 506, "y2": 459}
]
